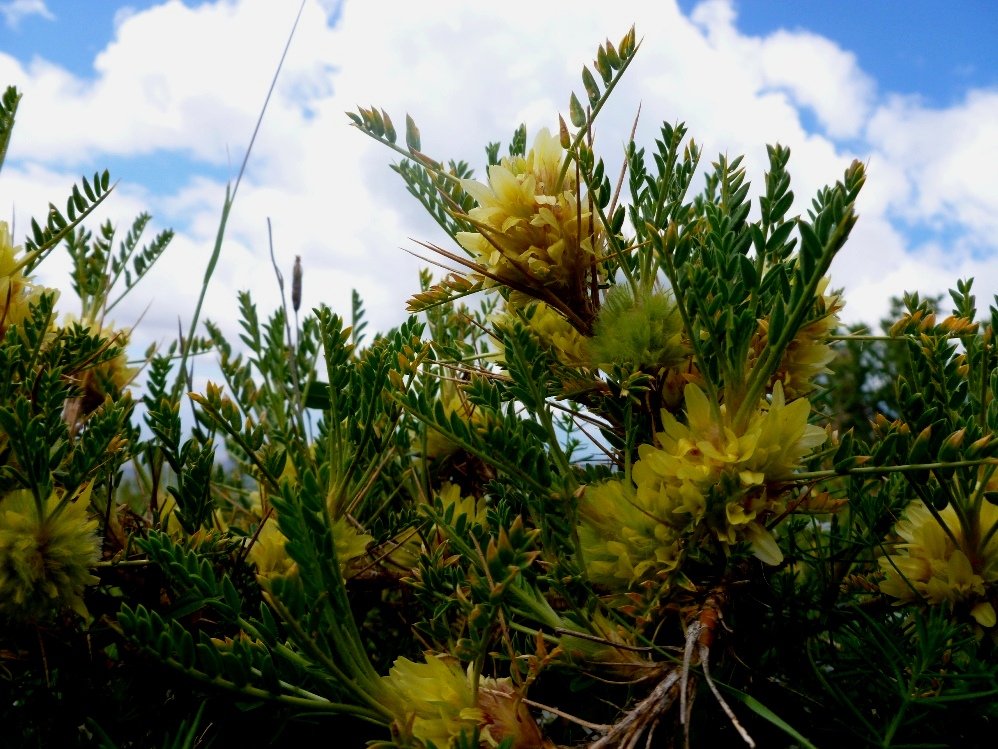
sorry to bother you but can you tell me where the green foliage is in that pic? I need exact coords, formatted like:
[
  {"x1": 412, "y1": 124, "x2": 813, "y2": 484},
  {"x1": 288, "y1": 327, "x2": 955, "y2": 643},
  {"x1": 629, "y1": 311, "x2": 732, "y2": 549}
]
[{"x1": 6, "y1": 24, "x2": 998, "y2": 749}]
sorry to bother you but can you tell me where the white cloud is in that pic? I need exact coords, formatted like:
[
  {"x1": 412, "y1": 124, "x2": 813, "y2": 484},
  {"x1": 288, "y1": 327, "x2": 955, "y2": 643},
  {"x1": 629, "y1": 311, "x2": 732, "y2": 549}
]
[
  {"x1": 0, "y1": 0, "x2": 996, "y2": 361},
  {"x1": 0, "y1": 0, "x2": 53, "y2": 29},
  {"x1": 867, "y1": 89, "x2": 998, "y2": 246}
]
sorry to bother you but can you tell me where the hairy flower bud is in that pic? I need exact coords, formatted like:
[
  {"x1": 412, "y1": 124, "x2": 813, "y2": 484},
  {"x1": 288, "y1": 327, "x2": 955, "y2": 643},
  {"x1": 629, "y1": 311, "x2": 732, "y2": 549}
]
[
  {"x1": 0, "y1": 488, "x2": 100, "y2": 623},
  {"x1": 291, "y1": 255, "x2": 302, "y2": 313}
]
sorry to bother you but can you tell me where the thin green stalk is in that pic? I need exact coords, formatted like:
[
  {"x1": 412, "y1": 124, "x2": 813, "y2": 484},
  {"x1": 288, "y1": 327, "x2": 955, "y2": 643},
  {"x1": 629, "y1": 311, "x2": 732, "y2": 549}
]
[
  {"x1": 902, "y1": 473, "x2": 963, "y2": 551},
  {"x1": 930, "y1": 468, "x2": 973, "y2": 542},
  {"x1": 265, "y1": 593, "x2": 392, "y2": 720},
  {"x1": 571, "y1": 149, "x2": 637, "y2": 294},
  {"x1": 506, "y1": 620, "x2": 561, "y2": 646},
  {"x1": 138, "y1": 642, "x2": 387, "y2": 724},
  {"x1": 267, "y1": 217, "x2": 308, "y2": 439},
  {"x1": 172, "y1": 1, "x2": 305, "y2": 400},
  {"x1": 658, "y1": 230, "x2": 723, "y2": 423},
  {"x1": 555, "y1": 39, "x2": 642, "y2": 192},
  {"x1": 790, "y1": 457, "x2": 998, "y2": 482},
  {"x1": 0, "y1": 87, "x2": 21, "y2": 177},
  {"x1": 979, "y1": 508, "x2": 998, "y2": 550},
  {"x1": 392, "y1": 395, "x2": 552, "y2": 497},
  {"x1": 352, "y1": 128, "x2": 462, "y2": 187}
]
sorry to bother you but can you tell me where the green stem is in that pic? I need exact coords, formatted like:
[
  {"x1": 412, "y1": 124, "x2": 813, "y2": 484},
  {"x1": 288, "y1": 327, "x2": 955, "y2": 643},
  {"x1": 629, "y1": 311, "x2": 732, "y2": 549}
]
[
  {"x1": 571, "y1": 150, "x2": 636, "y2": 294},
  {"x1": 555, "y1": 41, "x2": 642, "y2": 193},
  {"x1": 658, "y1": 231, "x2": 723, "y2": 423},
  {"x1": 172, "y1": 1, "x2": 304, "y2": 400},
  {"x1": 791, "y1": 457, "x2": 998, "y2": 482},
  {"x1": 352, "y1": 127, "x2": 462, "y2": 187},
  {"x1": 265, "y1": 593, "x2": 392, "y2": 720},
  {"x1": 734, "y1": 211, "x2": 855, "y2": 431},
  {"x1": 138, "y1": 644, "x2": 387, "y2": 724}
]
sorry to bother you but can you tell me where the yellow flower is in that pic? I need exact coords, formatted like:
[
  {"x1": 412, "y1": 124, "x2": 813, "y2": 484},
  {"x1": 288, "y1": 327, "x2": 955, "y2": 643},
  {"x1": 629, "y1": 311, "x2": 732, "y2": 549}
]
[
  {"x1": 492, "y1": 302, "x2": 589, "y2": 368},
  {"x1": 248, "y1": 520, "x2": 298, "y2": 580},
  {"x1": 72, "y1": 317, "x2": 139, "y2": 415},
  {"x1": 457, "y1": 128, "x2": 601, "y2": 308},
  {"x1": 249, "y1": 513, "x2": 370, "y2": 581},
  {"x1": 0, "y1": 487, "x2": 100, "y2": 622},
  {"x1": 578, "y1": 478, "x2": 681, "y2": 591},
  {"x1": 423, "y1": 382, "x2": 486, "y2": 460},
  {"x1": 879, "y1": 500, "x2": 998, "y2": 627},
  {"x1": 0, "y1": 221, "x2": 54, "y2": 338},
  {"x1": 332, "y1": 515, "x2": 373, "y2": 577},
  {"x1": 432, "y1": 482, "x2": 489, "y2": 528},
  {"x1": 631, "y1": 382, "x2": 824, "y2": 565},
  {"x1": 751, "y1": 276, "x2": 843, "y2": 399},
  {"x1": 522, "y1": 302, "x2": 589, "y2": 368},
  {"x1": 383, "y1": 484, "x2": 487, "y2": 574},
  {"x1": 384, "y1": 654, "x2": 546, "y2": 748}
]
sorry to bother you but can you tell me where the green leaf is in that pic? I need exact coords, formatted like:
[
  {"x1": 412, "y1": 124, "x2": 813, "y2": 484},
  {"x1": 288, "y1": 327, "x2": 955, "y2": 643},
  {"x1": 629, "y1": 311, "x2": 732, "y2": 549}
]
[
  {"x1": 595, "y1": 46, "x2": 612, "y2": 84},
  {"x1": 604, "y1": 39, "x2": 621, "y2": 68},
  {"x1": 405, "y1": 113, "x2": 421, "y2": 152},
  {"x1": 569, "y1": 92, "x2": 586, "y2": 128},
  {"x1": 738, "y1": 253, "x2": 758, "y2": 289},
  {"x1": 715, "y1": 683, "x2": 818, "y2": 749},
  {"x1": 304, "y1": 380, "x2": 331, "y2": 410},
  {"x1": 381, "y1": 108, "x2": 396, "y2": 143},
  {"x1": 581, "y1": 65, "x2": 600, "y2": 107}
]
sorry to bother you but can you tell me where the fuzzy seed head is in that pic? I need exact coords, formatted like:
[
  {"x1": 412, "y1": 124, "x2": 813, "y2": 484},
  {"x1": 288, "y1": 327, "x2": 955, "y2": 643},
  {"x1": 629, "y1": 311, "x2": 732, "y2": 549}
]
[
  {"x1": 588, "y1": 284, "x2": 689, "y2": 371},
  {"x1": 0, "y1": 488, "x2": 100, "y2": 623}
]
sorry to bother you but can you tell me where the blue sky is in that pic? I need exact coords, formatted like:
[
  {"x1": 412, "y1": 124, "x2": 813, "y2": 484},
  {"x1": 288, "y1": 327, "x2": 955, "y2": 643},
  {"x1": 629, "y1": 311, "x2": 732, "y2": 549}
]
[
  {"x1": 703, "y1": 1, "x2": 998, "y2": 107},
  {"x1": 0, "y1": 0, "x2": 996, "y2": 355}
]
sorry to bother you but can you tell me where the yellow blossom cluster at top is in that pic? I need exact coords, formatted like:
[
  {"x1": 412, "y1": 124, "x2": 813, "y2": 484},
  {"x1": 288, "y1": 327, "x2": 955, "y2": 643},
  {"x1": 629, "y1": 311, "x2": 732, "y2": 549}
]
[
  {"x1": 457, "y1": 129, "x2": 601, "y2": 308},
  {"x1": 1, "y1": 221, "x2": 53, "y2": 339},
  {"x1": 879, "y1": 499, "x2": 998, "y2": 629},
  {"x1": 580, "y1": 382, "x2": 825, "y2": 592}
]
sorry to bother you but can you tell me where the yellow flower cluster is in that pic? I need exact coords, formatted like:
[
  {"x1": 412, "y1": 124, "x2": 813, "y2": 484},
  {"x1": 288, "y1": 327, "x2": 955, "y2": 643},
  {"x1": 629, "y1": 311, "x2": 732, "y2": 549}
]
[
  {"x1": 423, "y1": 381, "x2": 487, "y2": 460},
  {"x1": 1, "y1": 221, "x2": 53, "y2": 339},
  {"x1": 382, "y1": 483, "x2": 488, "y2": 573},
  {"x1": 496, "y1": 301, "x2": 590, "y2": 369},
  {"x1": 246, "y1": 457, "x2": 372, "y2": 580},
  {"x1": 879, "y1": 500, "x2": 998, "y2": 628},
  {"x1": 249, "y1": 515, "x2": 372, "y2": 580},
  {"x1": 587, "y1": 284, "x2": 689, "y2": 372},
  {"x1": 384, "y1": 654, "x2": 546, "y2": 748},
  {"x1": 63, "y1": 316, "x2": 140, "y2": 415},
  {"x1": 578, "y1": 478, "x2": 682, "y2": 591},
  {"x1": 248, "y1": 520, "x2": 298, "y2": 580},
  {"x1": 433, "y1": 481, "x2": 489, "y2": 527},
  {"x1": 751, "y1": 277, "x2": 843, "y2": 399},
  {"x1": 580, "y1": 382, "x2": 824, "y2": 588},
  {"x1": 634, "y1": 382, "x2": 824, "y2": 565},
  {"x1": 457, "y1": 128, "x2": 600, "y2": 307},
  {"x1": 0, "y1": 488, "x2": 100, "y2": 622}
]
